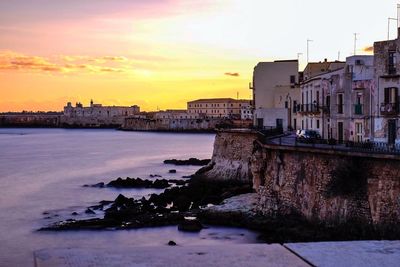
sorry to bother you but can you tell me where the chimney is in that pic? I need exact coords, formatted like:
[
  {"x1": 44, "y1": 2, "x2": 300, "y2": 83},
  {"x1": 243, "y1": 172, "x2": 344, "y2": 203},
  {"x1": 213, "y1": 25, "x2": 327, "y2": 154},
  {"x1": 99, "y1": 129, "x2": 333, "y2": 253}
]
[{"x1": 324, "y1": 58, "x2": 327, "y2": 62}]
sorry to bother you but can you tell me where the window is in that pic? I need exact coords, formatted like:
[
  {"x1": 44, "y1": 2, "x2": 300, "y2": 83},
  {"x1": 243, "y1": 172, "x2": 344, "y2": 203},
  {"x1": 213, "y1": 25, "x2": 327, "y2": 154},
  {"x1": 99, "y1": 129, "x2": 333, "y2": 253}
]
[
  {"x1": 293, "y1": 101, "x2": 297, "y2": 113},
  {"x1": 316, "y1": 119, "x2": 320, "y2": 129},
  {"x1": 316, "y1": 91, "x2": 320, "y2": 105},
  {"x1": 337, "y1": 94, "x2": 344, "y2": 114},
  {"x1": 384, "y1": 87, "x2": 398, "y2": 104},
  {"x1": 388, "y1": 50, "x2": 397, "y2": 75},
  {"x1": 290, "y1": 75, "x2": 296, "y2": 84}
]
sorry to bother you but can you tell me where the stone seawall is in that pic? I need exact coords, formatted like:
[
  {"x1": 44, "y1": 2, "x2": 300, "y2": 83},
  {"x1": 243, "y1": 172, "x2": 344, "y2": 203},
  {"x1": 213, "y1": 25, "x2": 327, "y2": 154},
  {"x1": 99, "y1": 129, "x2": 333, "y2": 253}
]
[
  {"x1": 205, "y1": 130, "x2": 400, "y2": 225},
  {"x1": 251, "y1": 142, "x2": 400, "y2": 225},
  {"x1": 198, "y1": 129, "x2": 260, "y2": 184},
  {"x1": 0, "y1": 114, "x2": 61, "y2": 127}
]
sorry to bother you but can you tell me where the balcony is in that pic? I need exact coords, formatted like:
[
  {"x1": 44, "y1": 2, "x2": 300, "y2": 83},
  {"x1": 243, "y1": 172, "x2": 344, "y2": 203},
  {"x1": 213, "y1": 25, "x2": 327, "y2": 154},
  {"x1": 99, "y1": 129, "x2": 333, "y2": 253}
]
[
  {"x1": 297, "y1": 104, "x2": 323, "y2": 115},
  {"x1": 354, "y1": 104, "x2": 363, "y2": 115},
  {"x1": 380, "y1": 103, "x2": 399, "y2": 116}
]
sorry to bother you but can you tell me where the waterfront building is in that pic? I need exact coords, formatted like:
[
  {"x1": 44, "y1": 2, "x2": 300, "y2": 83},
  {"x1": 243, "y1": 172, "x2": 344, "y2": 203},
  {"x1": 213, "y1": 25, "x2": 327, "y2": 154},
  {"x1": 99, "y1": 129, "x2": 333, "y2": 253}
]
[
  {"x1": 63, "y1": 100, "x2": 140, "y2": 118},
  {"x1": 373, "y1": 29, "x2": 400, "y2": 145},
  {"x1": 187, "y1": 98, "x2": 251, "y2": 119},
  {"x1": 240, "y1": 102, "x2": 253, "y2": 120},
  {"x1": 299, "y1": 59, "x2": 346, "y2": 139},
  {"x1": 154, "y1": 109, "x2": 200, "y2": 120},
  {"x1": 252, "y1": 60, "x2": 300, "y2": 130}
]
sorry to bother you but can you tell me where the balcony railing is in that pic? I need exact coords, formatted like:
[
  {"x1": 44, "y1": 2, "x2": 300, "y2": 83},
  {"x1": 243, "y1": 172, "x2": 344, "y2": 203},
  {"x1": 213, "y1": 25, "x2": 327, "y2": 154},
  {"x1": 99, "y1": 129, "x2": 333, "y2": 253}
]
[
  {"x1": 297, "y1": 104, "x2": 324, "y2": 114},
  {"x1": 354, "y1": 104, "x2": 363, "y2": 115},
  {"x1": 380, "y1": 103, "x2": 399, "y2": 116}
]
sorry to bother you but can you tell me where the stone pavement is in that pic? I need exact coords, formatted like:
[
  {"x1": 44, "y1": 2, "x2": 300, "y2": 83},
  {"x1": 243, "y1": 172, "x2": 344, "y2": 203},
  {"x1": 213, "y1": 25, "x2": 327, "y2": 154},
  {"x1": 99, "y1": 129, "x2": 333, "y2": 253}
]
[
  {"x1": 34, "y1": 244, "x2": 310, "y2": 267},
  {"x1": 286, "y1": 241, "x2": 400, "y2": 267}
]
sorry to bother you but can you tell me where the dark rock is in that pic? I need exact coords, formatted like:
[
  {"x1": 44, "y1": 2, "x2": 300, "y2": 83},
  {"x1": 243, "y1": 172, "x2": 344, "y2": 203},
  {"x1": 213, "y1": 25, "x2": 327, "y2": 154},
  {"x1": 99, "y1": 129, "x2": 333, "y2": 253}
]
[
  {"x1": 195, "y1": 162, "x2": 215, "y2": 175},
  {"x1": 169, "y1": 169, "x2": 177, "y2": 173},
  {"x1": 174, "y1": 195, "x2": 192, "y2": 212},
  {"x1": 164, "y1": 158, "x2": 211, "y2": 166},
  {"x1": 99, "y1": 200, "x2": 113, "y2": 205},
  {"x1": 106, "y1": 177, "x2": 170, "y2": 189},
  {"x1": 83, "y1": 182, "x2": 105, "y2": 188},
  {"x1": 182, "y1": 175, "x2": 192, "y2": 179},
  {"x1": 150, "y1": 174, "x2": 162, "y2": 178},
  {"x1": 114, "y1": 194, "x2": 130, "y2": 206},
  {"x1": 71, "y1": 212, "x2": 78, "y2": 216},
  {"x1": 85, "y1": 208, "x2": 96, "y2": 215},
  {"x1": 168, "y1": 240, "x2": 177, "y2": 246},
  {"x1": 178, "y1": 218, "x2": 203, "y2": 232},
  {"x1": 152, "y1": 179, "x2": 170, "y2": 189}
]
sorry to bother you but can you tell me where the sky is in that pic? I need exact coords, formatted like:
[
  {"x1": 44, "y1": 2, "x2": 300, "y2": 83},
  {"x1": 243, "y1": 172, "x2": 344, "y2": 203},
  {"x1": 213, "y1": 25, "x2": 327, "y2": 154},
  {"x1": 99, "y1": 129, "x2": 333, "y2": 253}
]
[{"x1": 0, "y1": 0, "x2": 399, "y2": 112}]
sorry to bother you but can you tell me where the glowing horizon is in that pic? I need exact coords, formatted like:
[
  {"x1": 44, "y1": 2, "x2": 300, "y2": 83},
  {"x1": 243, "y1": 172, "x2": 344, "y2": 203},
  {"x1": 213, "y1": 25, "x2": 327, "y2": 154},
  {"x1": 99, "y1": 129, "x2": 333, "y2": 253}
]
[{"x1": 0, "y1": 0, "x2": 396, "y2": 112}]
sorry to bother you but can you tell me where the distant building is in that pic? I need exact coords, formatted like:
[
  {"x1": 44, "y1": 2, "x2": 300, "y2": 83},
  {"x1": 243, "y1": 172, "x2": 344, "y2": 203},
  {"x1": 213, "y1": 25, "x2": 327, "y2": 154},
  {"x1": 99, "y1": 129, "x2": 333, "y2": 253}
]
[
  {"x1": 252, "y1": 60, "x2": 300, "y2": 130},
  {"x1": 187, "y1": 98, "x2": 251, "y2": 119},
  {"x1": 154, "y1": 109, "x2": 199, "y2": 119},
  {"x1": 240, "y1": 102, "x2": 253, "y2": 120},
  {"x1": 61, "y1": 100, "x2": 140, "y2": 128},
  {"x1": 63, "y1": 100, "x2": 140, "y2": 118}
]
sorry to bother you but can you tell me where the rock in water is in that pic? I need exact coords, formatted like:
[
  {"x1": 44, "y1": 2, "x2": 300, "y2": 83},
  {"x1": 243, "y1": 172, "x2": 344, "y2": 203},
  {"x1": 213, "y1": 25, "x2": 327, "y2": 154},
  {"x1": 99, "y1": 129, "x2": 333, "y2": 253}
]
[
  {"x1": 178, "y1": 218, "x2": 203, "y2": 232},
  {"x1": 167, "y1": 240, "x2": 177, "y2": 246},
  {"x1": 84, "y1": 208, "x2": 95, "y2": 215},
  {"x1": 169, "y1": 169, "x2": 177, "y2": 173}
]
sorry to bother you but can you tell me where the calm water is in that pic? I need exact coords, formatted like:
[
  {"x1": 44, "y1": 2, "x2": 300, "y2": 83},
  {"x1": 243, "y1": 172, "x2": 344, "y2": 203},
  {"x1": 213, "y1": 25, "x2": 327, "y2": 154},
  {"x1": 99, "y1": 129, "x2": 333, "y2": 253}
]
[{"x1": 0, "y1": 128, "x2": 259, "y2": 267}]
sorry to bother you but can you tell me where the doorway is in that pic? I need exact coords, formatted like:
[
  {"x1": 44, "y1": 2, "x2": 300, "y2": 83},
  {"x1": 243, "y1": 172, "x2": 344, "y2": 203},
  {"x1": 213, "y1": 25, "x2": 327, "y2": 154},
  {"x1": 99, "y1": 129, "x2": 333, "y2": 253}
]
[{"x1": 388, "y1": 119, "x2": 397, "y2": 145}]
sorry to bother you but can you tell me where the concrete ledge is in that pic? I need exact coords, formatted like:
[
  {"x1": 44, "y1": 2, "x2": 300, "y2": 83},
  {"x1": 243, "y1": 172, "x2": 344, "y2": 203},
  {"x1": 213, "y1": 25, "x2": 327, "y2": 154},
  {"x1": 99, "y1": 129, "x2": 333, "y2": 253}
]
[{"x1": 34, "y1": 244, "x2": 310, "y2": 267}]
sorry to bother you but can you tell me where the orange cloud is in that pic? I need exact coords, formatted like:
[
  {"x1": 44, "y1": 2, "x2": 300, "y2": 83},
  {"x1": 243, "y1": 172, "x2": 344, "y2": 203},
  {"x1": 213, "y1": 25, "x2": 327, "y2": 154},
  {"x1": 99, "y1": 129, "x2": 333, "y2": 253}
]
[
  {"x1": 0, "y1": 51, "x2": 128, "y2": 74},
  {"x1": 224, "y1": 72, "x2": 239, "y2": 77},
  {"x1": 363, "y1": 46, "x2": 373, "y2": 53}
]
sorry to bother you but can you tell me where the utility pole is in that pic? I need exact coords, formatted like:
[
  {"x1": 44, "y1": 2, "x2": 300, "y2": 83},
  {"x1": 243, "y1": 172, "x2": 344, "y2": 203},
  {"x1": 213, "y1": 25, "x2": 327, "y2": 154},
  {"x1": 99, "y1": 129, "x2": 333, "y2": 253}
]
[
  {"x1": 338, "y1": 51, "x2": 340, "y2": 61},
  {"x1": 307, "y1": 39, "x2": 313, "y2": 63},
  {"x1": 353, "y1": 33, "x2": 359, "y2": 55},
  {"x1": 388, "y1": 17, "x2": 397, "y2": 40},
  {"x1": 398, "y1": 4, "x2": 400, "y2": 28}
]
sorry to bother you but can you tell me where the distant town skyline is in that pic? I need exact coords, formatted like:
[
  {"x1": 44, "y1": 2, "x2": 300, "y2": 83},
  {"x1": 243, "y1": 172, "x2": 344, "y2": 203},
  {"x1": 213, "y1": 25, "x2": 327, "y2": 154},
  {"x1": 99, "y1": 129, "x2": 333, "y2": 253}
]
[{"x1": 0, "y1": 0, "x2": 398, "y2": 112}]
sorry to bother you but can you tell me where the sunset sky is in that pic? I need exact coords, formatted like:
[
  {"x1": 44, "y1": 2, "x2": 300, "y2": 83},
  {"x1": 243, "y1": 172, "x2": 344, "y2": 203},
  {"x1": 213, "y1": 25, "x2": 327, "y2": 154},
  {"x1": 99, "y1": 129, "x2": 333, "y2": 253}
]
[{"x1": 0, "y1": 0, "x2": 398, "y2": 112}]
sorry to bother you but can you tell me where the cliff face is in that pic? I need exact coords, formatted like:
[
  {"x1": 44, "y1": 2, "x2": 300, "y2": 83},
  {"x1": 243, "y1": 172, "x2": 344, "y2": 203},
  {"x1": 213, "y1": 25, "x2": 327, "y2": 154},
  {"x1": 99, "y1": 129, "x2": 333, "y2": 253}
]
[
  {"x1": 251, "y1": 143, "x2": 400, "y2": 225},
  {"x1": 198, "y1": 130, "x2": 260, "y2": 184}
]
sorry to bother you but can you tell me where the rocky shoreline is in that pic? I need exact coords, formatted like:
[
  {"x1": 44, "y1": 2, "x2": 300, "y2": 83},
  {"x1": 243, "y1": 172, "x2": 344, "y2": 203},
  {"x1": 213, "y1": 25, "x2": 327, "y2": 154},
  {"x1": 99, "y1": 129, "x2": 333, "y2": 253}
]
[
  {"x1": 39, "y1": 156, "x2": 400, "y2": 243},
  {"x1": 39, "y1": 176, "x2": 252, "y2": 232}
]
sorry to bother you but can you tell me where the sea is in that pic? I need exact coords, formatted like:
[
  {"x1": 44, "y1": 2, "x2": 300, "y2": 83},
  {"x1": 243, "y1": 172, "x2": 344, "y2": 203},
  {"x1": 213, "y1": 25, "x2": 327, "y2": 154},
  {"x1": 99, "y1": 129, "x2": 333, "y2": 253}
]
[{"x1": 0, "y1": 128, "x2": 259, "y2": 267}]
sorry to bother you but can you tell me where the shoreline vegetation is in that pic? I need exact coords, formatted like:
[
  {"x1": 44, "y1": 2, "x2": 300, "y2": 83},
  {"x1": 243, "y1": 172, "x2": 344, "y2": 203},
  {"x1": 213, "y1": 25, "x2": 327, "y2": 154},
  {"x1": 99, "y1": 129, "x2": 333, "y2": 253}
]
[{"x1": 39, "y1": 158, "x2": 400, "y2": 243}]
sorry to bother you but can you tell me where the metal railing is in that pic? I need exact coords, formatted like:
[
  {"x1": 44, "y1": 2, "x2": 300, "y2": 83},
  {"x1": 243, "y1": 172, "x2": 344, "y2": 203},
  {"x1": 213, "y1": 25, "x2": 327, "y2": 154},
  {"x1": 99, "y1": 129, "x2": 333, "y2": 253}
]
[
  {"x1": 296, "y1": 104, "x2": 327, "y2": 114},
  {"x1": 264, "y1": 136, "x2": 400, "y2": 155},
  {"x1": 380, "y1": 103, "x2": 399, "y2": 116}
]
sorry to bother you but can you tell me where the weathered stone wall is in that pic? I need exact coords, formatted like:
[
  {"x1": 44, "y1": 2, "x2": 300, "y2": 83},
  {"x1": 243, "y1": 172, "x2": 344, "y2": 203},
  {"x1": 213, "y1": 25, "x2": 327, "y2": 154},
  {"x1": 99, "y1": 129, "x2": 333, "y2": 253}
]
[
  {"x1": 0, "y1": 114, "x2": 61, "y2": 127},
  {"x1": 60, "y1": 115, "x2": 124, "y2": 128},
  {"x1": 251, "y1": 143, "x2": 400, "y2": 225},
  {"x1": 199, "y1": 129, "x2": 260, "y2": 184}
]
